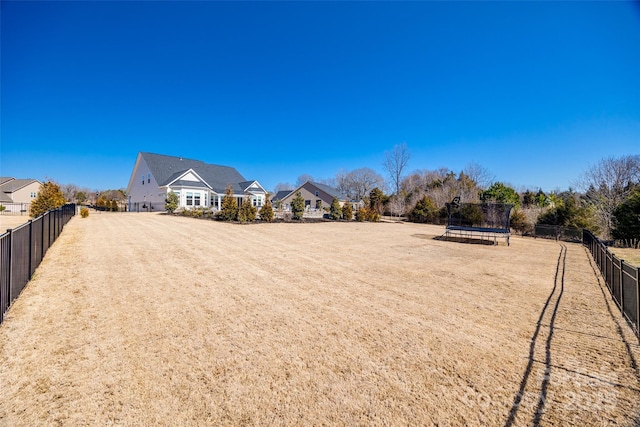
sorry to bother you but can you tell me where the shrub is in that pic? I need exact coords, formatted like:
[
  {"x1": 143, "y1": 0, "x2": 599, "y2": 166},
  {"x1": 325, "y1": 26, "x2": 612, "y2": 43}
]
[
  {"x1": 355, "y1": 207, "x2": 368, "y2": 222},
  {"x1": 0, "y1": 205, "x2": 5, "y2": 213},
  {"x1": 342, "y1": 202, "x2": 353, "y2": 221},
  {"x1": 510, "y1": 208, "x2": 529, "y2": 235},
  {"x1": 259, "y1": 198, "x2": 275, "y2": 222},
  {"x1": 220, "y1": 185, "x2": 239, "y2": 221},
  {"x1": 80, "y1": 207, "x2": 89, "y2": 218},
  {"x1": 291, "y1": 192, "x2": 305, "y2": 220},
  {"x1": 238, "y1": 198, "x2": 257, "y2": 223},
  {"x1": 409, "y1": 195, "x2": 438, "y2": 223},
  {"x1": 165, "y1": 191, "x2": 179, "y2": 213},
  {"x1": 367, "y1": 210, "x2": 381, "y2": 222},
  {"x1": 329, "y1": 197, "x2": 341, "y2": 220},
  {"x1": 30, "y1": 181, "x2": 65, "y2": 218},
  {"x1": 110, "y1": 200, "x2": 118, "y2": 212}
]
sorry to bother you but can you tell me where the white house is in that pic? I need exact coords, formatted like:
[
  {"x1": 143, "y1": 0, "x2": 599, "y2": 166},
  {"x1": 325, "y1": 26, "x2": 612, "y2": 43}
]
[{"x1": 126, "y1": 152, "x2": 267, "y2": 212}]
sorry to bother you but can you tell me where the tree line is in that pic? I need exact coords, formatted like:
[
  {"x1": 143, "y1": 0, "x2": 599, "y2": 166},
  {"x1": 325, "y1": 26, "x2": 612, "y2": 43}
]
[{"x1": 26, "y1": 148, "x2": 639, "y2": 244}]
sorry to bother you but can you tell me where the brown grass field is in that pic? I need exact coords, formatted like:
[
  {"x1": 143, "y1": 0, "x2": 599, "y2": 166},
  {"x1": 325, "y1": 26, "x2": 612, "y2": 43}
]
[{"x1": 1, "y1": 213, "x2": 639, "y2": 426}]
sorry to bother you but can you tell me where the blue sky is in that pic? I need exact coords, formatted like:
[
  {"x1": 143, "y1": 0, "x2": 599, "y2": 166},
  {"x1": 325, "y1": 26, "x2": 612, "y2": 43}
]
[{"x1": 1, "y1": 1, "x2": 639, "y2": 194}]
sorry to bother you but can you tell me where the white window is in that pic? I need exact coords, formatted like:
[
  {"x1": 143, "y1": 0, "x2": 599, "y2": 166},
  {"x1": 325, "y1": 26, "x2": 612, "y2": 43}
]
[
  {"x1": 142, "y1": 174, "x2": 145, "y2": 185},
  {"x1": 147, "y1": 173, "x2": 151, "y2": 184},
  {"x1": 186, "y1": 192, "x2": 193, "y2": 206},
  {"x1": 194, "y1": 193, "x2": 201, "y2": 206}
]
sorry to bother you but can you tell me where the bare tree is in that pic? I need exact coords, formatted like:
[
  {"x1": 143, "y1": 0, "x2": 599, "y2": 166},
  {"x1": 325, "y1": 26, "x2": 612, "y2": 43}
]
[
  {"x1": 274, "y1": 182, "x2": 295, "y2": 194},
  {"x1": 383, "y1": 143, "x2": 411, "y2": 195},
  {"x1": 579, "y1": 154, "x2": 640, "y2": 237},
  {"x1": 336, "y1": 167, "x2": 385, "y2": 201},
  {"x1": 61, "y1": 183, "x2": 79, "y2": 202},
  {"x1": 463, "y1": 162, "x2": 494, "y2": 190},
  {"x1": 388, "y1": 193, "x2": 408, "y2": 218},
  {"x1": 295, "y1": 174, "x2": 314, "y2": 187}
]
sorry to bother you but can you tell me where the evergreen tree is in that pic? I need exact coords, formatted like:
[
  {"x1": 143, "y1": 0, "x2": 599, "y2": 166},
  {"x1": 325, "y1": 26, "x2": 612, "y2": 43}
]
[
  {"x1": 259, "y1": 197, "x2": 275, "y2": 222},
  {"x1": 329, "y1": 197, "x2": 342, "y2": 220},
  {"x1": 220, "y1": 185, "x2": 238, "y2": 221},
  {"x1": 481, "y1": 182, "x2": 520, "y2": 207},
  {"x1": 165, "y1": 191, "x2": 179, "y2": 213},
  {"x1": 342, "y1": 201, "x2": 353, "y2": 221},
  {"x1": 409, "y1": 195, "x2": 438, "y2": 223},
  {"x1": 291, "y1": 191, "x2": 305, "y2": 220},
  {"x1": 30, "y1": 181, "x2": 65, "y2": 218},
  {"x1": 612, "y1": 188, "x2": 640, "y2": 244},
  {"x1": 369, "y1": 187, "x2": 386, "y2": 215},
  {"x1": 237, "y1": 197, "x2": 257, "y2": 223}
]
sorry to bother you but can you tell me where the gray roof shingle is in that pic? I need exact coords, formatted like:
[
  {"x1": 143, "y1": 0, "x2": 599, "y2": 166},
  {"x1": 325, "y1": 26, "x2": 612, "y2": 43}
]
[{"x1": 141, "y1": 152, "x2": 248, "y2": 193}]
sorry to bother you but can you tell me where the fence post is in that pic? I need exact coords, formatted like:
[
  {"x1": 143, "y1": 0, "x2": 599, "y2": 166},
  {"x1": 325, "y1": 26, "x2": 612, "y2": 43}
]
[
  {"x1": 28, "y1": 220, "x2": 32, "y2": 281},
  {"x1": 636, "y1": 265, "x2": 640, "y2": 344},
  {"x1": 6, "y1": 229, "x2": 12, "y2": 304},
  {"x1": 619, "y1": 258, "x2": 624, "y2": 313}
]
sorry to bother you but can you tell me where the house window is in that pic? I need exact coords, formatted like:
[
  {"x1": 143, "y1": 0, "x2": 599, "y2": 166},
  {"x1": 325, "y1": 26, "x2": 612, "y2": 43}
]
[
  {"x1": 142, "y1": 175, "x2": 145, "y2": 185},
  {"x1": 186, "y1": 192, "x2": 193, "y2": 206},
  {"x1": 148, "y1": 173, "x2": 151, "y2": 184},
  {"x1": 194, "y1": 194, "x2": 201, "y2": 206},
  {"x1": 305, "y1": 200, "x2": 311, "y2": 207},
  {"x1": 315, "y1": 191, "x2": 319, "y2": 197}
]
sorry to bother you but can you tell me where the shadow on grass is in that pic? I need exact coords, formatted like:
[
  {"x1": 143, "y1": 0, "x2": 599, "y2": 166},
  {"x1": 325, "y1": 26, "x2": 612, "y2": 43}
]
[
  {"x1": 432, "y1": 235, "x2": 498, "y2": 245},
  {"x1": 504, "y1": 243, "x2": 566, "y2": 427}
]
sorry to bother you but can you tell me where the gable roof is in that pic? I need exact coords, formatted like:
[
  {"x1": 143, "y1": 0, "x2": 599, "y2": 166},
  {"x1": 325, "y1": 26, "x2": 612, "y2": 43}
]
[
  {"x1": 0, "y1": 178, "x2": 40, "y2": 193},
  {"x1": 272, "y1": 190, "x2": 293, "y2": 201},
  {"x1": 141, "y1": 152, "x2": 247, "y2": 193},
  {"x1": 0, "y1": 177, "x2": 15, "y2": 186},
  {"x1": 309, "y1": 181, "x2": 346, "y2": 199}
]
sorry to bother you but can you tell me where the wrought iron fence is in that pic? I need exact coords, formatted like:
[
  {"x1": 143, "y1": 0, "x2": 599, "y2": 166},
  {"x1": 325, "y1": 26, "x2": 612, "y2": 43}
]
[
  {"x1": 583, "y1": 229, "x2": 640, "y2": 340},
  {"x1": 0, "y1": 204, "x2": 76, "y2": 324},
  {"x1": 534, "y1": 224, "x2": 583, "y2": 242}
]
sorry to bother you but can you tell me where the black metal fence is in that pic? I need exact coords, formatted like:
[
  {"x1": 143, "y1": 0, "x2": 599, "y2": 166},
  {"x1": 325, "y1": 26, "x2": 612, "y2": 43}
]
[
  {"x1": 0, "y1": 204, "x2": 76, "y2": 324},
  {"x1": 534, "y1": 224, "x2": 583, "y2": 242},
  {"x1": 583, "y1": 229, "x2": 640, "y2": 340}
]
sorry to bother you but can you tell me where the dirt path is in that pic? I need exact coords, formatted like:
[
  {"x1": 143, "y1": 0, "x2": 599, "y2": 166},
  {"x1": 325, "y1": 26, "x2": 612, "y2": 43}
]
[{"x1": 1, "y1": 213, "x2": 638, "y2": 426}]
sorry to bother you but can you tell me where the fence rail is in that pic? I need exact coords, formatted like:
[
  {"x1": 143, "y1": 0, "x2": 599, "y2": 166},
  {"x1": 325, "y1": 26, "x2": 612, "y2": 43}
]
[
  {"x1": 583, "y1": 229, "x2": 640, "y2": 340},
  {"x1": 0, "y1": 204, "x2": 76, "y2": 324}
]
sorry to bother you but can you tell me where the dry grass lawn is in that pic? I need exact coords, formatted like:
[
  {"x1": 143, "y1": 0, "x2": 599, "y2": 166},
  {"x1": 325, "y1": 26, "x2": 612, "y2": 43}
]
[
  {"x1": 0, "y1": 215, "x2": 32, "y2": 232},
  {"x1": 1, "y1": 213, "x2": 639, "y2": 426}
]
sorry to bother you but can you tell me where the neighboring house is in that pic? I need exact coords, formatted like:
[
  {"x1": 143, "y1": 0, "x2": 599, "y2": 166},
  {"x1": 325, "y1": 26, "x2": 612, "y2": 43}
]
[
  {"x1": 126, "y1": 152, "x2": 267, "y2": 212},
  {"x1": 274, "y1": 181, "x2": 354, "y2": 211},
  {"x1": 0, "y1": 178, "x2": 42, "y2": 214}
]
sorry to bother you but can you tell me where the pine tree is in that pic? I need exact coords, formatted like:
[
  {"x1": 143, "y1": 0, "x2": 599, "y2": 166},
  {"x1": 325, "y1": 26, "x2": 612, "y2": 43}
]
[
  {"x1": 329, "y1": 197, "x2": 342, "y2": 220},
  {"x1": 291, "y1": 191, "x2": 305, "y2": 220},
  {"x1": 30, "y1": 181, "x2": 65, "y2": 218},
  {"x1": 220, "y1": 185, "x2": 238, "y2": 221}
]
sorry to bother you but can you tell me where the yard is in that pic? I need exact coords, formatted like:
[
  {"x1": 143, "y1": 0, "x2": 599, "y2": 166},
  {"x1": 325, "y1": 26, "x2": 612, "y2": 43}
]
[{"x1": 0, "y1": 213, "x2": 639, "y2": 426}]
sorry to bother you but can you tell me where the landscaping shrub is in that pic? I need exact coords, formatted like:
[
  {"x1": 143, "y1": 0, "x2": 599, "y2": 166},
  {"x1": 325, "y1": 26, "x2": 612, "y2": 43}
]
[
  {"x1": 329, "y1": 197, "x2": 341, "y2": 220},
  {"x1": 80, "y1": 207, "x2": 89, "y2": 218},
  {"x1": 259, "y1": 199, "x2": 275, "y2": 222},
  {"x1": 291, "y1": 192, "x2": 305, "y2": 220},
  {"x1": 165, "y1": 191, "x2": 179, "y2": 213},
  {"x1": 238, "y1": 198, "x2": 257, "y2": 223},
  {"x1": 342, "y1": 202, "x2": 353, "y2": 221},
  {"x1": 220, "y1": 185, "x2": 238, "y2": 221},
  {"x1": 355, "y1": 207, "x2": 368, "y2": 222}
]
